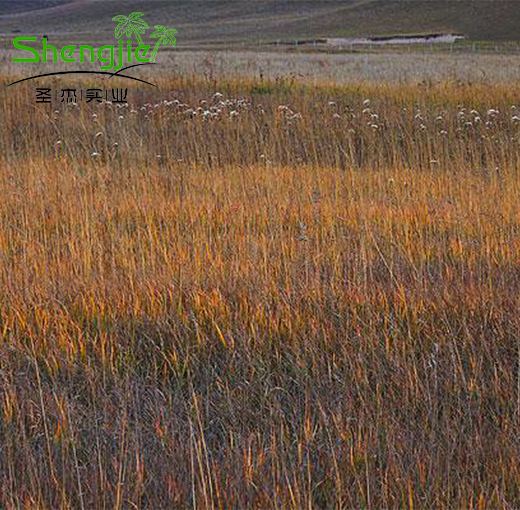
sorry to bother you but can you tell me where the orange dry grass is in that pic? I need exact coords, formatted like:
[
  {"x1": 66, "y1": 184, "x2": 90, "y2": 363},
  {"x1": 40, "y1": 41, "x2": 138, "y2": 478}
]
[{"x1": 1, "y1": 76, "x2": 520, "y2": 508}]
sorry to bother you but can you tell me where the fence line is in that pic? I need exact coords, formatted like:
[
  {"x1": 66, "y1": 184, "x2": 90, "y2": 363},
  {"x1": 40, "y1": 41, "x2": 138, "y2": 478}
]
[{"x1": 261, "y1": 40, "x2": 520, "y2": 55}]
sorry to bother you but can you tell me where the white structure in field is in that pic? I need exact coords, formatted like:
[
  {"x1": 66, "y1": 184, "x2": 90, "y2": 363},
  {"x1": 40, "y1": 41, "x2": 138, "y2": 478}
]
[{"x1": 327, "y1": 34, "x2": 465, "y2": 46}]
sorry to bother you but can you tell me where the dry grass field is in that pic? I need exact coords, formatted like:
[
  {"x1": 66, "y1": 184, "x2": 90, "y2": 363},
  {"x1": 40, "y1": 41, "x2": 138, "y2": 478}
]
[
  {"x1": 2, "y1": 69, "x2": 520, "y2": 508},
  {"x1": 5, "y1": 47, "x2": 520, "y2": 85}
]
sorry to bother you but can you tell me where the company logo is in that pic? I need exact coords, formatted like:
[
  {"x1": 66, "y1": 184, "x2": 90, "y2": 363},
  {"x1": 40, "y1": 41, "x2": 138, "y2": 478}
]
[{"x1": 8, "y1": 12, "x2": 177, "y2": 89}]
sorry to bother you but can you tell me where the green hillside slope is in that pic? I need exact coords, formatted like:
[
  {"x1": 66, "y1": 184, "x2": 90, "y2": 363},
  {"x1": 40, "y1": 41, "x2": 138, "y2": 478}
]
[{"x1": 0, "y1": 0, "x2": 518, "y2": 45}]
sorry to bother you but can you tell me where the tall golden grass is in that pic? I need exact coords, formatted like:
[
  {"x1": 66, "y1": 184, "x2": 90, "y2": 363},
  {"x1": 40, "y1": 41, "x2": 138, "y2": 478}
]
[{"x1": 1, "y1": 76, "x2": 520, "y2": 508}]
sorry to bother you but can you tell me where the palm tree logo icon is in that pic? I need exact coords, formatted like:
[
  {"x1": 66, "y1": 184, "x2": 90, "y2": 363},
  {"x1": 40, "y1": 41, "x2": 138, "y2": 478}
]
[
  {"x1": 112, "y1": 12, "x2": 149, "y2": 47},
  {"x1": 149, "y1": 26, "x2": 178, "y2": 62}
]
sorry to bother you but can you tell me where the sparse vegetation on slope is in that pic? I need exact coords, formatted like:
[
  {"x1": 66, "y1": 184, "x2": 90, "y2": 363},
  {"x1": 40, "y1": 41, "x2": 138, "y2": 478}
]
[{"x1": 1, "y1": 0, "x2": 519, "y2": 45}]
